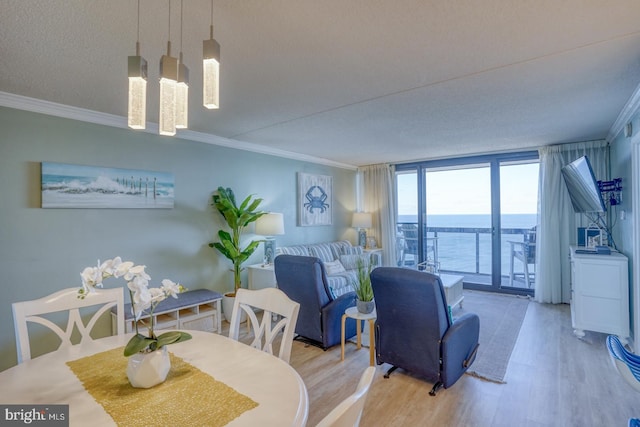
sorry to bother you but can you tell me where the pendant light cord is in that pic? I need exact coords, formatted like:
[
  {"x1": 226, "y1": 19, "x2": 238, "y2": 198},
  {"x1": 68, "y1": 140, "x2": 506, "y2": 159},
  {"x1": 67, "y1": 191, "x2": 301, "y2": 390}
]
[
  {"x1": 210, "y1": 0, "x2": 214, "y2": 39},
  {"x1": 135, "y1": 0, "x2": 141, "y2": 55},
  {"x1": 167, "y1": 0, "x2": 171, "y2": 56}
]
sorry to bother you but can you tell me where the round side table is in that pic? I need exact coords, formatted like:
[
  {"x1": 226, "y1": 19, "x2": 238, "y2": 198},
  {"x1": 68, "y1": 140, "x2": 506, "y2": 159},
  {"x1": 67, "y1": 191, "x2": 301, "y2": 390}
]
[{"x1": 341, "y1": 306, "x2": 377, "y2": 366}]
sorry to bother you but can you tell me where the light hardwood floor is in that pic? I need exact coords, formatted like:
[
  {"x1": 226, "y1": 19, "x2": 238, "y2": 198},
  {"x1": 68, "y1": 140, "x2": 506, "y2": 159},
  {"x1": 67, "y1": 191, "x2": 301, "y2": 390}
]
[{"x1": 230, "y1": 297, "x2": 639, "y2": 426}]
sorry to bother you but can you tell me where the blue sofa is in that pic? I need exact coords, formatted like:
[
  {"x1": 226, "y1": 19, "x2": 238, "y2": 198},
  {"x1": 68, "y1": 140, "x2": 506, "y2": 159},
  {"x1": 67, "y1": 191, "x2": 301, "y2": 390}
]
[{"x1": 274, "y1": 255, "x2": 358, "y2": 349}]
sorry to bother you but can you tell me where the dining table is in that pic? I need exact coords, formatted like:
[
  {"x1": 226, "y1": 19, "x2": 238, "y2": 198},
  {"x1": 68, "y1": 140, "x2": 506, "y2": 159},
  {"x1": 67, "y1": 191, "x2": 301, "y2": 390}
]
[{"x1": 0, "y1": 330, "x2": 309, "y2": 426}]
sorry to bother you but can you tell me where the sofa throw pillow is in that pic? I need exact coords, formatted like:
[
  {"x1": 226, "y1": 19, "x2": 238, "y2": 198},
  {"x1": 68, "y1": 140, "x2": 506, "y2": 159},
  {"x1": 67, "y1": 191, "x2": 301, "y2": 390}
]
[
  {"x1": 341, "y1": 245, "x2": 363, "y2": 255},
  {"x1": 339, "y1": 254, "x2": 370, "y2": 271},
  {"x1": 324, "y1": 259, "x2": 347, "y2": 275},
  {"x1": 309, "y1": 243, "x2": 336, "y2": 263},
  {"x1": 278, "y1": 245, "x2": 310, "y2": 257}
]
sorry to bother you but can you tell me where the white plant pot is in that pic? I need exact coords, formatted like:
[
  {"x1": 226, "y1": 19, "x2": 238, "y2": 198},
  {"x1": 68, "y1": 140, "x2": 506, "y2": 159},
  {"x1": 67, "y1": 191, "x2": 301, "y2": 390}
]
[
  {"x1": 222, "y1": 293, "x2": 247, "y2": 323},
  {"x1": 126, "y1": 346, "x2": 170, "y2": 389}
]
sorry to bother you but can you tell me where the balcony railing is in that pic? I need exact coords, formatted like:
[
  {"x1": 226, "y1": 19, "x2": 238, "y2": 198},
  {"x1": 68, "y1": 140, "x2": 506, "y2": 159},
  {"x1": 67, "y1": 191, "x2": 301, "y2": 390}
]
[{"x1": 397, "y1": 222, "x2": 534, "y2": 287}]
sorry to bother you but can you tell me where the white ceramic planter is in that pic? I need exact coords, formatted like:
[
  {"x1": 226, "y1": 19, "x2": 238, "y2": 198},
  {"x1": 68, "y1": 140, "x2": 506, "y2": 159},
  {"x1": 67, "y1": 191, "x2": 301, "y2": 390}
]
[
  {"x1": 222, "y1": 293, "x2": 247, "y2": 323},
  {"x1": 126, "y1": 346, "x2": 170, "y2": 388}
]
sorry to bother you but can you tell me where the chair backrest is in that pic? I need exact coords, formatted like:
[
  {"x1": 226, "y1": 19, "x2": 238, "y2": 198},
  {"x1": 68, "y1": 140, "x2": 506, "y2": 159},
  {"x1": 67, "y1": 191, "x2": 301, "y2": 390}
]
[
  {"x1": 400, "y1": 224, "x2": 418, "y2": 251},
  {"x1": 12, "y1": 287, "x2": 125, "y2": 364},
  {"x1": 315, "y1": 367, "x2": 375, "y2": 427},
  {"x1": 228, "y1": 288, "x2": 300, "y2": 364},
  {"x1": 274, "y1": 255, "x2": 332, "y2": 343},
  {"x1": 521, "y1": 227, "x2": 536, "y2": 262},
  {"x1": 371, "y1": 267, "x2": 450, "y2": 380},
  {"x1": 606, "y1": 335, "x2": 640, "y2": 392}
]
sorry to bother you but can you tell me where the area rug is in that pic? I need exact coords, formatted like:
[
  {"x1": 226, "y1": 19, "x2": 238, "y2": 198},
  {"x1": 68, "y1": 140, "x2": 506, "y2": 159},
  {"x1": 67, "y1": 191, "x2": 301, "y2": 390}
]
[{"x1": 456, "y1": 290, "x2": 530, "y2": 384}]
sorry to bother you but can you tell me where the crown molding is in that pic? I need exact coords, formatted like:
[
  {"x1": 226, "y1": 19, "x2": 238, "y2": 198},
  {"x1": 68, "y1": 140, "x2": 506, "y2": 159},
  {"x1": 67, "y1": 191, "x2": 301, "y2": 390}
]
[
  {"x1": 0, "y1": 91, "x2": 356, "y2": 171},
  {"x1": 608, "y1": 82, "x2": 640, "y2": 142}
]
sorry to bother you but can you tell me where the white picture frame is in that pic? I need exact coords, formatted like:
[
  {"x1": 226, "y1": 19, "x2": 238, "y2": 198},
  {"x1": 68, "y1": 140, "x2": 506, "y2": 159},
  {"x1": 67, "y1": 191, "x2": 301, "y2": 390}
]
[{"x1": 298, "y1": 173, "x2": 332, "y2": 226}]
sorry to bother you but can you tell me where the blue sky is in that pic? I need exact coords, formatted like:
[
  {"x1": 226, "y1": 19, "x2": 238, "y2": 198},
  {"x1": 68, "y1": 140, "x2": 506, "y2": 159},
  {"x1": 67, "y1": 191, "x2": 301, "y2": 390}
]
[{"x1": 397, "y1": 162, "x2": 539, "y2": 216}]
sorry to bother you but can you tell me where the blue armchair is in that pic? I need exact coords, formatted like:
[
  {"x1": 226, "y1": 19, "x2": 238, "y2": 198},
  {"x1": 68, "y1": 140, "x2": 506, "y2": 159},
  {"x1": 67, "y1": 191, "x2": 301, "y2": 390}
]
[
  {"x1": 371, "y1": 267, "x2": 480, "y2": 395},
  {"x1": 274, "y1": 255, "x2": 357, "y2": 349}
]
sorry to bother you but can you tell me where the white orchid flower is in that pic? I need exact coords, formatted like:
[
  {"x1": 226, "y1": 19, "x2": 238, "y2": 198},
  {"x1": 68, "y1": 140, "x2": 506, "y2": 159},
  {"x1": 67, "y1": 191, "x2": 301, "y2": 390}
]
[
  {"x1": 161, "y1": 279, "x2": 181, "y2": 299},
  {"x1": 80, "y1": 266, "x2": 102, "y2": 288},
  {"x1": 114, "y1": 260, "x2": 134, "y2": 278},
  {"x1": 149, "y1": 287, "x2": 168, "y2": 304},
  {"x1": 78, "y1": 257, "x2": 187, "y2": 338},
  {"x1": 99, "y1": 258, "x2": 117, "y2": 276},
  {"x1": 124, "y1": 264, "x2": 150, "y2": 282}
]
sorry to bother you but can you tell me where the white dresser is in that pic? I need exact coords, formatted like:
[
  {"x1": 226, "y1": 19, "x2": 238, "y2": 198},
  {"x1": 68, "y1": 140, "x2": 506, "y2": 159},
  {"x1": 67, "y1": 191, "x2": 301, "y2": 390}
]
[{"x1": 569, "y1": 246, "x2": 629, "y2": 341}]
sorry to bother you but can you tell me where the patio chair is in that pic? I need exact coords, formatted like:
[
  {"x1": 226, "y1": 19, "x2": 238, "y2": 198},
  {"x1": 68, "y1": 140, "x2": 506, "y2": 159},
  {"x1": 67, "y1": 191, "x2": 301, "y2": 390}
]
[
  {"x1": 399, "y1": 224, "x2": 438, "y2": 268},
  {"x1": 509, "y1": 227, "x2": 536, "y2": 288}
]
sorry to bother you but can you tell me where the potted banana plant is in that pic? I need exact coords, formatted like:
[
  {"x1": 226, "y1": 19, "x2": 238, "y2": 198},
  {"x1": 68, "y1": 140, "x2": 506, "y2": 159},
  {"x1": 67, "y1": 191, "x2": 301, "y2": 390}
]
[{"x1": 209, "y1": 187, "x2": 265, "y2": 320}]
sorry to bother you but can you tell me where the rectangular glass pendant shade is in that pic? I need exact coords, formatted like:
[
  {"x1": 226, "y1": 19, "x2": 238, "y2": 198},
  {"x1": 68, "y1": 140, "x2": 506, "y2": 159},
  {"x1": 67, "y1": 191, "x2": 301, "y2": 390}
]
[
  {"x1": 159, "y1": 54, "x2": 178, "y2": 136},
  {"x1": 203, "y1": 38, "x2": 220, "y2": 109},
  {"x1": 127, "y1": 55, "x2": 147, "y2": 129},
  {"x1": 175, "y1": 62, "x2": 189, "y2": 129}
]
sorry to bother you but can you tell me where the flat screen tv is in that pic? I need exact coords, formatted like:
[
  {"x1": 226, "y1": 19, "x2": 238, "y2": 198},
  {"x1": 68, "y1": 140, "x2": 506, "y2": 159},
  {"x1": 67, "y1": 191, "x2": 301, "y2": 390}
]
[{"x1": 561, "y1": 155, "x2": 606, "y2": 213}]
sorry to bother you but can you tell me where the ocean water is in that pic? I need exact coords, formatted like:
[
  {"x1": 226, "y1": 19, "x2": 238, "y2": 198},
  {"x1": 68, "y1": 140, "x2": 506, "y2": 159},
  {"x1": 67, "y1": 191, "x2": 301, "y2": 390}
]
[
  {"x1": 42, "y1": 172, "x2": 174, "y2": 208},
  {"x1": 397, "y1": 214, "x2": 537, "y2": 277}
]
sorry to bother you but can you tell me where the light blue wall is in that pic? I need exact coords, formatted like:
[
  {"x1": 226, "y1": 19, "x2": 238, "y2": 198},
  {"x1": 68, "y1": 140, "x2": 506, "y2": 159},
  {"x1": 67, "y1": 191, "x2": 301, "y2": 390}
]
[
  {"x1": 0, "y1": 107, "x2": 356, "y2": 371},
  {"x1": 609, "y1": 127, "x2": 633, "y2": 256},
  {"x1": 610, "y1": 114, "x2": 636, "y2": 344}
]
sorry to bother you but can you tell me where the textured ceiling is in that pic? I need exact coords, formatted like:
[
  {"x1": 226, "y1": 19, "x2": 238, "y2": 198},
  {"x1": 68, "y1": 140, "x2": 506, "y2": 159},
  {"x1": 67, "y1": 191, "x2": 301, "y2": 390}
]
[{"x1": 2, "y1": 0, "x2": 640, "y2": 167}]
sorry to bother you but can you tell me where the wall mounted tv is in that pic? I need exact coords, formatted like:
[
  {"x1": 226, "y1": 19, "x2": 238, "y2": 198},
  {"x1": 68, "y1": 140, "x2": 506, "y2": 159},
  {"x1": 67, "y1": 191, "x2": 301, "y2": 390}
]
[{"x1": 561, "y1": 155, "x2": 606, "y2": 213}]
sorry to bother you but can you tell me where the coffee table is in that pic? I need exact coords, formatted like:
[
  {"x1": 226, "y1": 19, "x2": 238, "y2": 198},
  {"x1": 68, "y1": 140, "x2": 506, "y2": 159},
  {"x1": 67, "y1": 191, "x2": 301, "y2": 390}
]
[{"x1": 439, "y1": 274, "x2": 464, "y2": 310}]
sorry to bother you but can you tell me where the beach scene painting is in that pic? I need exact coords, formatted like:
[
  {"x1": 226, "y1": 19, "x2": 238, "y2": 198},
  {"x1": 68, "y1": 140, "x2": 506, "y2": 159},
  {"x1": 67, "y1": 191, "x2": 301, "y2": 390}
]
[{"x1": 41, "y1": 162, "x2": 174, "y2": 209}]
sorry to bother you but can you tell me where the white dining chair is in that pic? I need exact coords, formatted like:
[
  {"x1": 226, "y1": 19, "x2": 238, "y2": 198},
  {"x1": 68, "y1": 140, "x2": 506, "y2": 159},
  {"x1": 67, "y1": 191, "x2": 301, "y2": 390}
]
[
  {"x1": 315, "y1": 366, "x2": 376, "y2": 427},
  {"x1": 228, "y1": 287, "x2": 300, "y2": 364},
  {"x1": 12, "y1": 287, "x2": 125, "y2": 364}
]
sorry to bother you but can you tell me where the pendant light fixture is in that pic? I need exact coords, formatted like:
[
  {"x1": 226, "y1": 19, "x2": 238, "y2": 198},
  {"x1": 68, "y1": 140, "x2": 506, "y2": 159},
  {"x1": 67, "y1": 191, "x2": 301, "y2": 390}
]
[
  {"x1": 175, "y1": 0, "x2": 189, "y2": 129},
  {"x1": 159, "y1": 0, "x2": 178, "y2": 136},
  {"x1": 127, "y1": 0, "x2": 147, "y2": 129},
  {"x1": 203, "y1": 0, "x2": 220, "y2": 109}
]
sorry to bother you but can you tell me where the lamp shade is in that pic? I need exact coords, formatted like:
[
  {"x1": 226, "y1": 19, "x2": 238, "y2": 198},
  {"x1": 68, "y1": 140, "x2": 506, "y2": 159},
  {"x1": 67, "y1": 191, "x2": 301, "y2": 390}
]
[
  {"x1": 352, "y1": 212, "x2": 372, "y2": 229},
  {"x1": 255, "y1": 212, "x2": 285, "y2": 236}
]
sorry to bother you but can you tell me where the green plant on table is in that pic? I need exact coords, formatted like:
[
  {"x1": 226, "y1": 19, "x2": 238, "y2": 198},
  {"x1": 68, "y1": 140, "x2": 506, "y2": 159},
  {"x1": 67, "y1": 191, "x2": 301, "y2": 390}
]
[
  {"x1": 209, "y1": 187, "x2": 265, "y2": 295},
  {"x1": 352, "y1": 257, "x2": 374, "y2": 302}
]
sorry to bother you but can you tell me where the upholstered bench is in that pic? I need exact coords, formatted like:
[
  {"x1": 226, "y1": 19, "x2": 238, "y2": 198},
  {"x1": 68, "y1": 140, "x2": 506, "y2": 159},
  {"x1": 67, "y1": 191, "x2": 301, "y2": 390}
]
[{"x1": 111, "y1": 289, "x2": 223, "y2": 334}]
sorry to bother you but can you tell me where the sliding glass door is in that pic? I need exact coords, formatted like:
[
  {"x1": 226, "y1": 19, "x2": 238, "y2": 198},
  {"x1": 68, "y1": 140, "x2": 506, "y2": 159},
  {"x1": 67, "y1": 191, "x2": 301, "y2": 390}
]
[
  {"x1": 425, "y1": 164, "x2": 492, "y2": 287},
  {"x1": 395, "y1": 152, "x2": 538, "y2": 295}
]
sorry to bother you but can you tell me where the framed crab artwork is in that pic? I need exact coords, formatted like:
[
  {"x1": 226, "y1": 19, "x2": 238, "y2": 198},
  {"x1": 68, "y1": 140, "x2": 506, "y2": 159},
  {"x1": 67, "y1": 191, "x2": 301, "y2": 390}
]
[{"x1": 297, "y1": 173, "x2": 332, "y2": 226}]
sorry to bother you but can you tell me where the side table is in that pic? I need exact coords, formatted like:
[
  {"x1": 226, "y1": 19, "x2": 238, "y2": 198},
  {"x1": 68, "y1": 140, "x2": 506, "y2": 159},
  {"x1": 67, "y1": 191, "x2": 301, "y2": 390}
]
[
  {"x1": 341, "y1": 306, "x2": 376, "y2": 366},
  {"x1": 363, "y1": 248, "x2": 383, "y2": 266},
  {"x1": 247, "y1": 263, "x2": 277, "y2": 290}
]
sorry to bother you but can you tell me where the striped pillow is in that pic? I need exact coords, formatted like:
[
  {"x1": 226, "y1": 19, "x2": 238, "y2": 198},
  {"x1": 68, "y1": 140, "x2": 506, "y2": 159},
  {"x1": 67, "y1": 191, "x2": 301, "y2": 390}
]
[
  {"x1": 309, "y1": 243, "x2": 336, "y2": 262},
  {"x1": 277, "y1": 245, "x2": 310, "y2": 256},
  {"x1": 341, "y1": 245, "x2": 363, "y2": 255}
]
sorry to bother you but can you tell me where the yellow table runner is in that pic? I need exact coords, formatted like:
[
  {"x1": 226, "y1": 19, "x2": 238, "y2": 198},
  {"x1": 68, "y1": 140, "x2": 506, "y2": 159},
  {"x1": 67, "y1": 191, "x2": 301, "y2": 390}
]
[{"x1": 66, "y1": 347, "x2": 258, "y2": 427}]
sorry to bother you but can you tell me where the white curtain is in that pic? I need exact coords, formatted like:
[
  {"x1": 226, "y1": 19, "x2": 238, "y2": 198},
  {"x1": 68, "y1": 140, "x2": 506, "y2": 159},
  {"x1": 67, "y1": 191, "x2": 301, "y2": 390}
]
[
  {"x1": 535, "y1": 140, "x2": 609, "y2": 303},
  {"x1": 358, "y1": 164, "x2": 397, "y2": 267}
]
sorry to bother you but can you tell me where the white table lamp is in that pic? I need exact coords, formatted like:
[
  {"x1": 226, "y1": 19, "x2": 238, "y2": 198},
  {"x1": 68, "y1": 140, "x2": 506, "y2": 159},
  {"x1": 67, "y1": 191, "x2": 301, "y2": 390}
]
[
  {"x1": 352, "y1": 212, "x2": 372, "y2": 248},
  {"x1": 255, "y1": 212, "x2": 285, "y2": 264}
]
